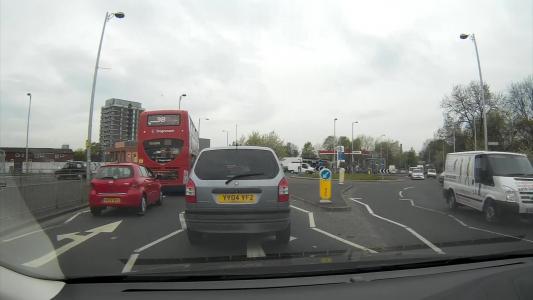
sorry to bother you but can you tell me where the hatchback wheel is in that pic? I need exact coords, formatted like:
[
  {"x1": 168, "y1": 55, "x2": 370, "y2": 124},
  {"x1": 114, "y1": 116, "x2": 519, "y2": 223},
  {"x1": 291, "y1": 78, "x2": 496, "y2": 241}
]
[
  {"x1": 187, "y1": 229, "x2": 202, "y2": 244},
  {"x1": 156, "y1": 191, "x2": 163, "y2": 206},
  {"x1": 90, "y1": 207, "x2": 102, "y2": 216},
  {"x1": 276, "y1": 224, "x2": 291, "y2": 244},
  {"x1": 137, "y1": 195, "x2": 147, "y2": 216}
]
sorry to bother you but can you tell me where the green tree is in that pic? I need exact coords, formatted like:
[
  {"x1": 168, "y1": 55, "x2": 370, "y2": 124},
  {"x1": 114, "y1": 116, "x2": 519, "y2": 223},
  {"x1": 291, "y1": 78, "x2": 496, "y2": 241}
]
[
  {"x1": 73, "y1": 148, "x2": 85, "y2": 161},
  {"x1": 405, "y1": 148, "x2": 418, "y2": 167},
  {"x1": 322, "y1": 136, "x2": 335, "y2": 150},
  {"x1": 301, "y1": 142, "x2": 317, "y2": 159},
  {"x1": 285, "y1": 142, "x2": 299, "y2": 157}
]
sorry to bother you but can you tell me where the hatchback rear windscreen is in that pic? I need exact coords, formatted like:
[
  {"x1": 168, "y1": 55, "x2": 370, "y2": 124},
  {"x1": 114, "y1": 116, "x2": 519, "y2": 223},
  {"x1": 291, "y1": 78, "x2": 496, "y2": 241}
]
[
  {"x1": 194, "y1": 149, "x2": 279, "y2": 180},
  {"x1": 95, "y1": 166, "x2": 133, "y2": 179}
]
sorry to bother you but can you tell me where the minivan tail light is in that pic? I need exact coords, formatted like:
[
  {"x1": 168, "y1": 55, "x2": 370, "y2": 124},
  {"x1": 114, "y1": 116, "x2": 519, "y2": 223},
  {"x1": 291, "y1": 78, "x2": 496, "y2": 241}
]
[
  {"x1": 185, "y1": 179, "x2": 196, "y2": 203},
  {"x1": 278, "y1": 177, "x2": 289, "y2": 202}
]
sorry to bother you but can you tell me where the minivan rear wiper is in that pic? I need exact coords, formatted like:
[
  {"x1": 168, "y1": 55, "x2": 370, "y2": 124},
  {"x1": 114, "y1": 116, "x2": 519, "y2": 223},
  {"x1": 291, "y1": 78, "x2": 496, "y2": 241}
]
[
  {"x1": 505, "y1": 173, "x2": 533, "y2": 177},
  {"x1": 225, "y1": 172, "x2": 264, "y2": 184}
]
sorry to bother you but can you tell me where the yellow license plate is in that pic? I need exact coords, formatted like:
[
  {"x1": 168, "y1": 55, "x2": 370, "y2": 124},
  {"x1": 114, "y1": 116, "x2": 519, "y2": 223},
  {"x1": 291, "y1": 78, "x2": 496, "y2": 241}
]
[
  {"x1": 217, "y1": 194, "x2": 256, "y2": 203},
  {"x1": 102, "y1": 197, "x2": 121, "y2": 204}
]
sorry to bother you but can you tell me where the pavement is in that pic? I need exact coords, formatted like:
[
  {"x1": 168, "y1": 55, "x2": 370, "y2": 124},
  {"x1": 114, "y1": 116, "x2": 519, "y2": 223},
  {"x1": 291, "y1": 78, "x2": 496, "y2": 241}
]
[{"x1": 1, "y1": 177, "x2": 533, "y2": 278}]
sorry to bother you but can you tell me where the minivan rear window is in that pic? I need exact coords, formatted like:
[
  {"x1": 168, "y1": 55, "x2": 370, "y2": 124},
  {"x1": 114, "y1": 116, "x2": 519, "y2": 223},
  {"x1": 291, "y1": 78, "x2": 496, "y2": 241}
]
[
  {"x1": 194, "y1": 149, "x2": 279, "y2": 180},
  {"x1": 95, "y1": 166, "x2": 133, "y2": 179}
]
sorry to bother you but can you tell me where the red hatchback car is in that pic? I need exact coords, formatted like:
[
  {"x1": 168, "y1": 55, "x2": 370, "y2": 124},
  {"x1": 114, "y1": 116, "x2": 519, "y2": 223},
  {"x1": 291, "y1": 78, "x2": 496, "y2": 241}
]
[{"x1": 89, "y1": 163, "x2": 162, "y2": 216}]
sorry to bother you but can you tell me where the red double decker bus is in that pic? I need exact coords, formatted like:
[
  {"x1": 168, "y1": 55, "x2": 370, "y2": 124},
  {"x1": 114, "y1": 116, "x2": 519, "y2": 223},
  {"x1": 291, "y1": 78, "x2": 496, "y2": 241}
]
[{"x1": 137, "y1": 110, "x2": 199, "y2": 191}]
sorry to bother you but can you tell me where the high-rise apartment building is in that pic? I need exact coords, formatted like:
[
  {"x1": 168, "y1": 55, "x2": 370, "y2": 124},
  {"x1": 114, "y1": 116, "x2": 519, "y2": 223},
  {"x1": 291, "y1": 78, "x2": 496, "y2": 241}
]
[{"x1": 99, "y1": 98, "x2": 144, "y2": 150}]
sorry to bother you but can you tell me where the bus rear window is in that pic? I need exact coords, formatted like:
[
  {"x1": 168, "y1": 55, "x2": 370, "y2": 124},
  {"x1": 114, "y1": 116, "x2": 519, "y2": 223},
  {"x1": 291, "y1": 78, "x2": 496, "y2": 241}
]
[
  {"x1": 143, "y1": 139, "x2": 184, "y2": 164},
  {"x1": 147, "y1": 114, "x2": 180, "y2": 126}
]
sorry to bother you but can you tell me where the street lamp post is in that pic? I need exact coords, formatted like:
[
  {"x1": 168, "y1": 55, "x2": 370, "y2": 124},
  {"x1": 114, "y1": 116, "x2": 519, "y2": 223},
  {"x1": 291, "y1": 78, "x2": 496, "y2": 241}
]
[
  {"x1": 222, "y1": 130, "x2": 229, "y2": 146},
  {"x1": 86, "y1": 11, "x2": 125, "y2": 181},
  {"x1": 351, "y1": 121, "x2": 358, "y2": 171},
  {"x1": 460, "y1": 33, "x2": 488, "y2": 151},
  {"x1": 333, "y1": 118, "x2": 338, "y2": 171},
  {"x1": 198, "y1": 117, "x2": 209, "y2": 138},
  {"x1": 178, "y1": 93, "x2": 187, "y2": 110},
  {"x1": 25, "y1": 93, "x2": 32, "y2": 173},
  {"x1": 473, "y1": 117, "x2": 477, "y2": 150}
]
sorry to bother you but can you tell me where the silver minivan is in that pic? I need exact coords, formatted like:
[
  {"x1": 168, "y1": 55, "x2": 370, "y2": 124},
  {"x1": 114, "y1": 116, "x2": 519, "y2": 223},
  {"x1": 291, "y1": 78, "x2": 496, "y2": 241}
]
[{"x1": 184, "y1": 146, "x2": 291, "y2": 244}]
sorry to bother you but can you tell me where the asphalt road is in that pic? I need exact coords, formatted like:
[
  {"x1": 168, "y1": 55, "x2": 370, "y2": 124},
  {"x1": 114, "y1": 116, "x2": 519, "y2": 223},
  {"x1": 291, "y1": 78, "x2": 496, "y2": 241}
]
[{"x1": 1, "y1": 177, "x2": 533, "y2": 278}]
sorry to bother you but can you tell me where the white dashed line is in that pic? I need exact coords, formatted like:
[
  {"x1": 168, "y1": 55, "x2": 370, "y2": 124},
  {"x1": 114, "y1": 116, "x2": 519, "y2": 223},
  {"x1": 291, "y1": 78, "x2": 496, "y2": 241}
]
[
  {"x1": 350, "y1": 198, "x2": 445, "y2": 255},
  {"x1": 290, "y1": 204, "x2": 377, "y2": 253},
  {"x1": 64, "y1": 210, "x2": 90, "y2": 224},
  {"x1": 403, "y1": 187, "x2": 415, "y2": 190},
  {"x1": 134, "y1": 229, "x2": 184, "y2": 253},
  {"x1": 178, "y1": 212, "x2": 187, "y2": 229},
  {"x1": 122, "y1": 253, "x2": 139, "y2": 273},
  {"x1": 246, "y1": 239, "x2": 266, "y2": 258}
]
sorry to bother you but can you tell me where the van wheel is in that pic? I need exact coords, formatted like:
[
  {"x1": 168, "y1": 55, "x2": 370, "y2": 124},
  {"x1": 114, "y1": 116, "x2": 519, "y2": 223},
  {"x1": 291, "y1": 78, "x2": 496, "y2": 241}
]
[
  {"x1": 484, "y1": 200, "x2": 499, "y2": 223},
  {"x1": 137, "y1": 195, "x2": 147, "y2": 216},
  {"x1": 447, "y1": 191, "x2": 457, "y2": 210},
  {"x1": 187, "y1": 229, "x2": 202, "y2": 244},
  {"x1": 276, "y1": 224, "x2": 291, "y2": 244}
]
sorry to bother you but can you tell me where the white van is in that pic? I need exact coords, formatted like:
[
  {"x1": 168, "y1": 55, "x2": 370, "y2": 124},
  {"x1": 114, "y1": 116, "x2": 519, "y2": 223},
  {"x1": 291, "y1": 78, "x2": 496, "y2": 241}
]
[{"x1": 443, "y1": 151, "x2": 533, "y2": 222}]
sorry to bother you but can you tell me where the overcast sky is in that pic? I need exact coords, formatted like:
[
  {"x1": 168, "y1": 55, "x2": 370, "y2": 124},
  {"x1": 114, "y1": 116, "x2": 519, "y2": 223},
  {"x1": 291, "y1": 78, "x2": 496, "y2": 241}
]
[{"x1": 1, "y1": 0, "x2": 531, "y2": 152}]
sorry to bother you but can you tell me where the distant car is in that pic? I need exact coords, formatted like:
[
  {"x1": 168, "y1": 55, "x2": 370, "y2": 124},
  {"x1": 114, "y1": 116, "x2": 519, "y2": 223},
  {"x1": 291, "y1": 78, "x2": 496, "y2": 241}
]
[
  {"x1": 411, "y1": 168, "x2": 425, "y2": 180},
  {"x1": 184, "y1": 146, "x2": 291, "y2": 244},
  {"x1": 89, "y1": 163, "x2": 162, "y2": 216},
  {"x1": 408, "y1": 167, "x2": 416, "y2": 177},
  {"x1": 427, "y1": 168, "x2": 437, "y2": 178},
  {"x1": 55, "y1": 161, "x2": 87, "y2": 180}
]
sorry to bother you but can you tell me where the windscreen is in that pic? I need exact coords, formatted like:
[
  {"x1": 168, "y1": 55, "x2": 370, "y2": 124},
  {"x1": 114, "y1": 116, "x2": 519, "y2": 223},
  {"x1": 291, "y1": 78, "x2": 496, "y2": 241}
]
[
  {"x1": 194, "y1": 149, "x2": 279, "y2": 180},
  {"x1": 143, "y1": 138, "x2": 184, "y2": 164},
  {"x1": 3, "y1": 0, "x2": 533, "y2": 287},
  {"x1": 95, "y1": 166, "x2": 133, "y2": 179},
  {"x1": 487, "y1": 155, "x2": 533, "y2": 176}
]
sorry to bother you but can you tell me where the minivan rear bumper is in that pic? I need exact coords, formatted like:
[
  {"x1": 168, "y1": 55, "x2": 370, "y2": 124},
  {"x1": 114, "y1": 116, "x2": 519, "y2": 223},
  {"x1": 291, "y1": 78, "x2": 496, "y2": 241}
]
[{"x1": 185, "y1": 210, "x2": 290, "y2": 234}]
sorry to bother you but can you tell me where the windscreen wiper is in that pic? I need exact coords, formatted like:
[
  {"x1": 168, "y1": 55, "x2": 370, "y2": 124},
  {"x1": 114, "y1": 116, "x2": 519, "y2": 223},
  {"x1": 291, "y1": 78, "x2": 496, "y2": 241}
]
[{"x1": 225, "y1": 172, "x2": 264, "y2": 184}]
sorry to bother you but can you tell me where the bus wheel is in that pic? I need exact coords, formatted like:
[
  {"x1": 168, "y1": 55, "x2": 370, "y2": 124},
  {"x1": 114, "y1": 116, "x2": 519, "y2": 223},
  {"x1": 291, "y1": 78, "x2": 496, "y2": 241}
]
[{"x1": 484, "y1": 200, "x2": 499, "y2": 223}]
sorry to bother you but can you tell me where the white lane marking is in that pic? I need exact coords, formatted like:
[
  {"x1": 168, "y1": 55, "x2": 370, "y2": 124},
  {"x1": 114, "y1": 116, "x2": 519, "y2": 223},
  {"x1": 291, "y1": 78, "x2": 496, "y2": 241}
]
[
  {"x1": 122, "y1": 253, "x2": 139, "y2": 273},
  {"x1": 246, "y1": 239, "x2": 266, "y2": 258},
  {"x1": 2, "y1": 227, "x2": 50, "y2": 243},
  {"x1": 447, "y1": 214, "x2": 468, "y2": 227},
  {"x1": 290, "y1": 204, "x2": 377, "y2": 253},
  {"x1": 290, "y1": 236, "x2": 298, "y2": 242},
  {"x1": 64, "y1": 210, "x2": 90, "y2": 224},
  {"x1": 134, "y1": 229, "x2": 184, "y2": 253},
  {"x1": 399, "y1": 199, "x2": 446, "y2": 215},
  {"x1": 290, "y1": 204, "x2": 311, "y2": 213},
  {"x1": 403, "y1": 187, "x2": 415, "y2": 190},
  {"x1": 23, "y1": 220, "x2": 122, "y2": 268},
  {"x1": 312, "y1": 228, "x2": 378, "y2": 253},
  {"x1": 352, "y1": 197, "x2": 363, "y2": 200},
  {"x1": 308, "y1": 212, "x2": 316, "y2": 228},
  {"x1": 398, "y1": 191, "x2": 404, "y2": 198},
  {"x1": 350, "y1": 198, "x2": 444, "y2": 255},
  {"x1": 398, "y1": 196, "x2": 533, "y2": 245},
  {"x1": 178, "y1": 212, "x2": 187, "y2": 229}
]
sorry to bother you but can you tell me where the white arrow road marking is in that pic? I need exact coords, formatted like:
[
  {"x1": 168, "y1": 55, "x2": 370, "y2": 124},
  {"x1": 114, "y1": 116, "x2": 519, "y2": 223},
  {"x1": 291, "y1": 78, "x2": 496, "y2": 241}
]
[
  {"x1": 350, "y1": 198, "x2": 445, "y2": 255},
  {"x1": 403, "y1": 187, "x2": 415, "y2": 190},
  {"x1": 64, "y1": 210, "x2": 90, "y2": 224},
  {"x1": 290, "y1": 204, "x2": 377, "y2": 253},
  {"x1": 398, "y1": 191, "x2": 404, "y2": 198},
  {"x1": 246, "y1": 239, "x2": 266, "y2": 258},
  {"x1": 23, "y1": 220, "x2": 122, "y2": 268}
]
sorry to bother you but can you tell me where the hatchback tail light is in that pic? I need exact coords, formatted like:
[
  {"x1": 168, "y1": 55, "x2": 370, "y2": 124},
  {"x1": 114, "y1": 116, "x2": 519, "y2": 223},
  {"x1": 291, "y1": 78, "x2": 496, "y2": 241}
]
[
  {"x1": 185, "y1": 179, "x2": 196, "y2": 203},
  {"x1": 278, "y1": 177, "x2": 289, "y2": 202}
]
